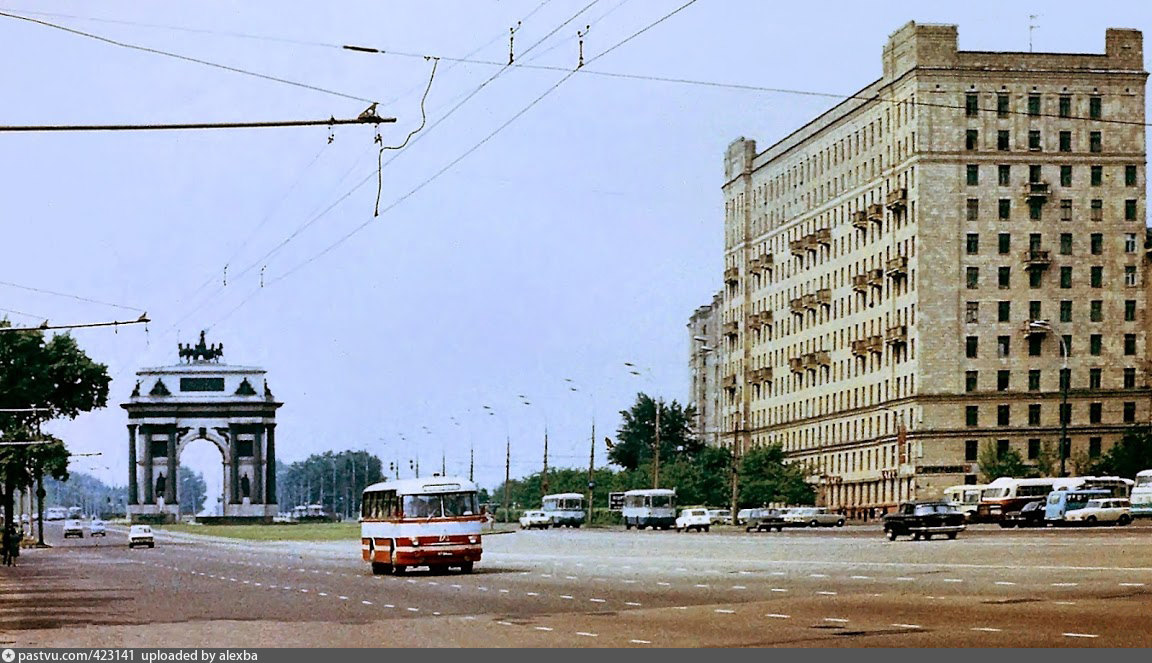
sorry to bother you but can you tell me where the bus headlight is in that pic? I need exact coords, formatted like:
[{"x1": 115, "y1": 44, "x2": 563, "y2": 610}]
[
  {"x1": 468, "y1": 536, "x2": 478, "y2": 544},
  {"x1": 410, "y1": 538, "x2": 420, "y2": 546}
]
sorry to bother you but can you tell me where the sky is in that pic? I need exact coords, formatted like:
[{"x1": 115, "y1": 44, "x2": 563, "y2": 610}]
[{"x1": 2, "y1": 0, "x2": 1150, "y2": 500}]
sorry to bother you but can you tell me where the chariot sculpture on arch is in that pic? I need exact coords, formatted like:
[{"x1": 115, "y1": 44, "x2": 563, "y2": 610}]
[{"x1": 178, "y1": 330, "x2": 224, "y2": 363}]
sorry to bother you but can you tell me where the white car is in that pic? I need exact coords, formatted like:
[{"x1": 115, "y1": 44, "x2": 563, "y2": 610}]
[
  {"x1": 89, "y1": 520, "x2": 107, "y2": 537},
  {"x1": 1063, "y1": 498, "x2": 1132, "y2": 526},
  {"x1": 128, "y1": 524, "x2": 155, "y2": 548},
  {"x1": 63, "y1": 519, "x2": 84, "y2": 538},
  {"x1": 782, "y1": 507, "x2": 846, "y2": 528},
  {"x1": 675, "y1": 508, "x2": 712, "y2": 533},
  {"x1": 518, "y1": 510, "x2": 552, "y2": 530},
  {"x1": 706, "y1": 509, "x2": 732, "y2": 525}
]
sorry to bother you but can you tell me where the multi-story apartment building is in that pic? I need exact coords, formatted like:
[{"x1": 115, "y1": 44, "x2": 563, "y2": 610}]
[
  {"x1": 710, "y1": 21, "x2": 1148, "y2": 511},
  {"x1": 688, "y1": 292, "x2": 723, "y2": 446}
]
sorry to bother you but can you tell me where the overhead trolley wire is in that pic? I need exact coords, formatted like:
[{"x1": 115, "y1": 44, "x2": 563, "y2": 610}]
[
  {"x1": 0, "y1": 116, "x2": 394, "y2": 133},
  {"x1": 0, "y1": 278, "x2": 146, "y2": 313}
]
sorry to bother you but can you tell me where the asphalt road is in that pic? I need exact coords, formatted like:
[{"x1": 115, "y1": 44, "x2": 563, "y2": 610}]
[{"x1": 3, "y1": 521, "x2": 1152, "y2": 647}]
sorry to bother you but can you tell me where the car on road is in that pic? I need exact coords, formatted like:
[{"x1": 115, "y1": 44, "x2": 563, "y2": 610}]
[
  {"x1": 128, "y1": 524, "x2": 155, "y2": 548},
  {"x1": 883, "y1": 501, "x2": 966, "y2": 541},
  {"x1": 63, "y1": 519, "x2": 84, "y2": 538},
  {"x1": 782, "y1": 507, "x2": 845, "y2": 528},
  {"x1": 89, "y1": 520, "x2": 107, "y2": 537},
  {"x1": 518, "y1": 510, "x2": 553, "y2": 530},
  {"x1": 706, "y1": 508, "x2": 732, "y2": 526},
  {"x1": 675, "y1": 508, "x2": 712, "y2": 532},
  {"x1": 744, "y1": 508, "x2": 786, "y2": 532},
  {"x1": 1002, "y1": 500, "x2": 1047, "y2": 528},
  {"x1": 1063, "y1": 498, "x2": 1132, "y2": 526}
]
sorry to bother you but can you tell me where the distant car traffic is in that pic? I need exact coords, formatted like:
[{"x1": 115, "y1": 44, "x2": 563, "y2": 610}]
[
  {"x1": 63, "y1": 519, "x2": 84, "y2": 538},
  {"x1": 128, "y1": 524, "x2": 155, "y2": 548},
  {"x1": 706, "y1": 509, "x2": 732, "y2": 525},
  {"x1": 675, "y1": 508, "x2": 712, "y2": 533},
  {"x1": 782, "y1": 507, "x2": 845, "y2": 528},
  {"x1": 883, "y1": 501, "x2": 966, "y2": 541},
  {"x1": 1063, "y1": 498, "x2": 1132, "y2": 526},
  {"x1": 518, "y1": 510, "x2": 553, "y2": 530},
  {"x1": 744, "y1": 508, "x2": 786, "y2": 532},
  {"x1": 1002, "y1": 500, "x2": 1046, "y2": 528},
  {"x1": 89, "y1": 520, "x2": 107, "y2": 537}
]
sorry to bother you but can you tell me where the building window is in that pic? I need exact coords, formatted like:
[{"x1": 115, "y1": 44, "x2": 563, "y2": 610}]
[
  {"x1": 1028, "y1": 94, "x2": 1041, "y2": 116},
  {"x1": 966, "y1": 130, "x2": 979, "y2": 151},
  {"x1": 1125, "y1": 199, "x2": 1137, "y2": 220},
  {"x1": 1029, "y1": 301, "x2": 1041, "y2": 320},
  {"x1": 1091, "y1": 165, "x2": 1103, "y2": 186},
  {"x1": 966, "y1": 406, "x2": 979, "y2": 427},
  {"x1": 998, "y1": 301, "x2": 1011, "y2": 322},
  {"x1": 1089, "y1": 402, "x2": 1103, "y2": 424},
  {"x1": 1125, "y1": 300, "x2": 1136, "y2": 321},
  {"x1": 1062, "y1": 334, "x2": 1072, "y2": 358},
  {"x1": 967, "y1": 198, "x2": 979, "y2": 220},
  {"x1": 966, "y1": 93, "x2": 979, "y2": 116},
  {"x1": 967, "y1": 267, "x2": 979, "y2": 289},
  {"x1": 1125, "y1": 334, "x2": 1137, "y2": 355},
  {"x1": 1091, "y1": 199, "x2": 1103, "y2": 222},
  {"x1": 1059, "y1": 233, "x2": 1072, "y2": 255},
  {"x1": 997, "y1": 94, "x2": 1010, "y2": 117},
  {"x1": 1090, "y1": 334, "x2": 1102, "y2": 356},
  {"x1": 1059, "y1": 368, "x2": 1071, "y2": 391},
  {"x1": 966, "y1": 336, "x2": 978, "y2": 358},
  {"x1": 998, "y1": 199, "x2": 1011, "y2": 220},
  {"x1": 966, "y1": 233, "x2": 980, "y2": 254},
  {"x1": 1060, "y1": 166, "x2": 1072, "y2": 186},
  {"x1": 1089, "y1": 96, "x2": 1102, "y2": 119},
  {"x1": 999, "y1": 233, "x2": 1011, "y2": 254},
  {"x1": 966, "y1": 301, "x2": 980, "y2": 323},
  {"x1": 1126, "y1": 233, "x2": 1138, "y2": 253},
  {"x1": 998, "y1": 335, "x2": 1010, "y2": 358},
  {"x1": 966, "y1": 370, "x2": 978, "y2": 392},
  {"x1": 998, "y1": 266, "x2": 1011, "y2": 289},
  {"x1": 1060, "y1": 199, "x2": 1072, "y2": 221},
  {"x1": 1028, "y1": 335, "x2": 1043, "y2": 356},
  {"x1": 1089, "y1": 437, "x2": 1102, "y2": 459},
  {"x1": 1090, "y1": 266, "x2": 1103, "y2": 288},
  {"x1": 1028, "y1": 370, "x2": 1041, "y2": 391},
  {"x1": 1126, "y1": 266, "x2": 1138, "y2": 287},
  {"x1": 1058, "y1": 95, "x2": 1071, "y2": 118},
  {"x1": 997, "y1": 405, "x2": 1010, "y2": 426},
  {"x1": 1028, "y1": 404, "x2": 1041, "y2": 426},
  {"x1": 1029, "y1": 200, "x2": 1043, "y2": 221},
  {"x1": 1060, "y1": 402, "x2": 1071, "y2": 425},
  {"x1": 1028, "y1": 438, "x2": 1041, "y2": 460},
  {"x1": 966, "y1": 164, "x2": 979, "y2": 184},
  {"x1": 1124, "y1": 367, "x2": 1137, "y2": 389},
  {"x1": 1029, "y1": 267, "x2": 1043, "y2": 289},
  {"x1": 1089, "y1": 131, "x2": 1102, "y2": 153},
  {"x1": 1028, "y1": 130, "x2": 1041, "y2": 151},
  {"x1": 1029, "y1": 164, "x2": 1042, "y2": 182},
  {"x1": 997, "y1": 370, "x2": 1010, "y2": 391},
  {"x1": 1090, "y1": 234, "x2": 1103, "y2": 255},
  {"x1": 1060, "y1": 266, "x2": 1072, "y2": 288},
  {"x1": 1126, "y1": 165, "x2": 1138, "y2": 186},
  {"x1": 1060, "y1": 300, "x2": 1073, "y2": 323},
  {"x1": 998, "y1": 164, "x2": 1011, "y2": 185},
  {"x1": 1059, "y1": 131, "x2": 1071, "y2": 152},
  {"x1": 1089, "y1": 368, "x2": 1102, "y2": 390},
  {"x1": 1124, "y1": 402, "x2": 1137, "y2": 423},
  {"x1": 966, "y1": 439, "x2": 979, "y2": 461},
  {"x1": 1089, "y1": 300, "x2": 1101, "y2": 322}
]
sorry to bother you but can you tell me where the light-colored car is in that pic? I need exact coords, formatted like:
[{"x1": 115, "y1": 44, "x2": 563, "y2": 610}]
[
  {"x1": 736, "y1": 508, "x2": 755, "y2": 526},
  {"x1": 63, "y1": 519, "x2": 84, "y2": 538},
  {"x1": 518, "y1": 510, "x2": 552, "y2": 530},
  {"x1": 675, "y1": 508, "x2": 712, "y2": 533},
  {"x1": 782, "y1": 507, "x2": 846, "y2": 528},
  {"x1": 706, "y1": 508, "x2": 732, "y2": 525},
  {"x1": 1063, "y1": 498, "x2": 1132, "y2": 526},
  {"x1": 128, "y1": 524, "x2": 155, "y2": 548},
  {"x1": 89, "y1": 520, "x2": 107, "y2": 537}
]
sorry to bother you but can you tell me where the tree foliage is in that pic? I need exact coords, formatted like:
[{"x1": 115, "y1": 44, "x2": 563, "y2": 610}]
[
  {"x1": 979, "y1": 443, "x2": 1029, "y2": 482},
  {"x1": 276, "y1": 450, "x2": 383, "y2": 518},
  {"x1": 178, "y1": 467, "x2": 208, "y2": 515},
  {"x1": 1088, "y1": 426, "x2": 1152, "y2": 478},
  {"x1": 610, "y1": 393, "x2": 699, "y2": 471},
  {"x1": 739, "y1": 444, "x2": 816, "y2": 507}
]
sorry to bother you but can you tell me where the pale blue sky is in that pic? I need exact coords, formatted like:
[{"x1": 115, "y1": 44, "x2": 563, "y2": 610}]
[{"x1": 1, "y1": 1, "x2": 1148, "y2": 496}]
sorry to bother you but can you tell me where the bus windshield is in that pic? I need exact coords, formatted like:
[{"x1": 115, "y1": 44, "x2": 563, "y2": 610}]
[
  {"x1": 650, "y1": 495, "x2": 673, "y2": 508},
  {"x1": 403, "y1": 492, "x2": 478, "y2": 518},
  {"x1": 982, "y1": 488, "x2": 1009, "y2": 499},
  {"x1": 1135, "y1": 473, "x2": 1152, "y2": 488}
]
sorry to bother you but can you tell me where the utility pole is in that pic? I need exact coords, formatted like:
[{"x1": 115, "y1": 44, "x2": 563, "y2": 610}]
[
  {"x1": 441, "y1": 450, "x2": 446, "y2": 476},
  {"x1": 469, "y1": 446, "x2": 474, "y2": 482},
  {"x1": 503, "y1": 436, "x2": 510, "y2": 522},
  {"x1": 541, "y1": 426, "x2": 550, "y2": 495},
  {"x1": 586, "y1": 417, "x2": 595, "y2": 526},
  {"x1": 652, "y1": 399, "x2": 662, "y2": 489},
  {"x1": 729, "y1": 418, "x2": 741, "y2": 526}
]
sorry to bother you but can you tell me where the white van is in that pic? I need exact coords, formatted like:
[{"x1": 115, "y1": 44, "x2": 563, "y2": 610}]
[{"x1": 622, "y1": 489, "x2": 676, "y2": 530}]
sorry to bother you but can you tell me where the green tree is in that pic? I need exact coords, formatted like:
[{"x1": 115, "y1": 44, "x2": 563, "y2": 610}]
[
  {"x1": 978, "y1": 443, "x2": 1029, "y2": 482},
  {"x1": 276, "y1": 450, "x2": 383, "y2": 517},
  {"x1": 0, "y1": 322, "x2": 110, "y2": 527},
  {"x1": 1090, "y1": 426, "x2": 1152, "y2": 478},
  {"x1": 610, "y1": 393, "x2": 699, "y2": 472},
  {"x1": 178, "y1": 467, "x2": 208, "y2": 516},
  {"x1": 738, "y1": 444, "x2": 816, "y2": 508},
  {"x1": 1033, "y1": 440, "x2": 1060, "y2": 477}
]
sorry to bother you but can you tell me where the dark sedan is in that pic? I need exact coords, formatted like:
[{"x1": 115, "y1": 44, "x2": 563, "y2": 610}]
[
  {"x1": 883, "y1": 501, "x2": 966, "y2": 541},
  {"x1": 1001, "y1": 500, "x2": 1047, "y2": 528},
  {"x1": 744, "y1": 508, "x2": 786, "y2": 532}
]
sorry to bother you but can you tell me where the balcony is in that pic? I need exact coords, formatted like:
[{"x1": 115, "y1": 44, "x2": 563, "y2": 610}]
[
  {"x1": 790, "y1": 239, "x2": 807, "y2": 257},
  {"x1": 868, "y1": 268, "x2": 886, "y2": 288},
  {"x1": 885, "y1": 188, "x2": 907, "y2": 212},
  {"x1": 748, "y1": 256, "x2": 762, "y2": 272},
  {"x1": 851, "y1": 339, "x2": 870, "y2": 357},
  {"x1": 722, "y1": 321, "x2": 739, "y2": 338},
  {"x1": 801, "y1": 293, "x2": 818, "y2": 311},
  {"x1": 757, "y1": 253, "x2": 774, "y2": 274},
  {"x1": 812, "y1": 228, "x2": 832, "y2": 246},
  {"x1": 1022, "y1": 248, "x2": 1051, "y2": 270},
  {"x1": 724, "y1": 267, "x2": 739, "y2": 285},
  {"x1": 815, "y1": 288, "x2": 831, "y2": 307},
  {"x1": 1021, "y1": 319, "x2": 1051, "y2": 337},
  {"x1": 886, "y1": 255, "x2": 908, "y2": 278},
  {"x1": 813, "y1": 350, "x2": 831, "y2": 367},
  {"x1": 789, "y1": 297, "x2": 806, "y2": 317},
  {"x1": 867, "y1": 203, "x2": 884, "y2": 223},
  {"x1": 852, "y1": 273, "x2": 870, "y2": 293},
  {"x1": 722, "y1": 374, "x2": 737, "y2": 390},
  {"x1": 748, "y1": 367, "x2": 773, "y2": 384},
  {"x1": 789, "y1": 357, "x2": 805, "y2": 374},
  {"x1": 867, "y1": 335, "x2": 885, "y2": 354},
  {"x1": 885, "y1": 325, "x2": 908, "y2": 346},
  {"x1": 751, "y1": 310, "x2": 773, "y2": 328},
  {"x1": 1024, "y1": 180, "x2": 1050, "y2": 203},
  {"x1": 851, "y1": 210, "x2": 869, "y2": 230}
]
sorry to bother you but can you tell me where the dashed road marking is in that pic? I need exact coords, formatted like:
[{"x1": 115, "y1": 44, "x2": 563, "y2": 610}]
[
  {"x1": 850, "y1": 575, "x2": 871, "y2": 580},
  {"x1": 560, "y1": 595, "x2": 574, "y2": 600},
  {"x1": 535, "y1": 627, "x2": 553, "y2": 632},
  {"x1": 732, "y1": 585, "x2": 746, "y2": 590},
  {"x1": 765, "y1": 614, "x2": 790, "y2": 619},
  {"x1": 384, "y1": 604, "x2": 395, "y2": 608},
  {"x1": 590, "y1": 598, "x2": 606, "y2": 603},
  {"x1": 694, "y1": 584, "x2": 709, "y2": 588},
  {"x1": 362, "y1": 601, "x2": 373, "y2": 605},
  {"x1": 1051, "y1": 582, "x2": 1078, "y2": 587},
  {"x1": 943, "y1": 579, "x2": 962, "y2": 583},
  {"x1": 1120, "y1": 582, "x2": 1145, "y2": 587},
  {"x1": 407, "y1": 607, "x2": 420, "y2": 612},
  {"x1": 892, "y1": 623, "x2": 921, "y2": 629},
  {"x1": 817, "y1": 591, "x2": 838, "y2": 596},
  {"x1": 1054, "y1": 601, "x2": 1076, "y2": 606},
  {"x1": 318, "y1": 592, "x2": 328, "y2": 597},
  {"x1": 451, "y1": 584, "x2": 462, "y2": 589},
  {"x1": 823, "y1": 618, "x2": 849, "y2": 623},
  {"x1": 810, "y1": 573, "x2": 829, "y2": 578},
  {"x1": 714, "y1": 609, "x2": 735, "y2": 614},
  {"x1": 576, "y1": 632, "x2": 598, "y2": 638},
  {"x1": 499, "y1": 589, "x2": 510, "y2": 594},
  {"x1": 339, "y1": 596, "x2": 349, "y2": 600},
  {"x1": 971, "y1": 627, "x2": 1002, "y2": 633},
  {"x1": 478, "y1": 587, "x2": 489, "y2": 591},
  {"x1": 994, "y1": 581, "x2": 1016, "y2": 586},
  {"x1": 1063, "y1": 633, "x2": 1098, "y2": 639},
  {"x1": 896, "y1": 577, "x2": 915, "y2": 581},
  {"x1": 622, "y1": 579, "x2": 636, "y2": 584},
  {"x1": 526, "y1": 592, "x2": 539, "y2": 596},
  {"x1": 771, "y1": 588, "x2": 788, "y2": 593},
  {"x1": 566, "y1": 575, "x2": 578, "y2": 580},
  {"x1": 657, "y1": 582, "x2": 671, "y2": 587},
  {"x1": 625, "y1": 602, "x2": 642, "y2": 606},
  {"x1": 770, "y1": 571, "x2": 786, "y2": 576},
  {"x1": 497, "y1": 621, "x2": 514, "y2": 627},
  {"x1": 630, "y1": 640, "x2": 651, "y2": 645}
]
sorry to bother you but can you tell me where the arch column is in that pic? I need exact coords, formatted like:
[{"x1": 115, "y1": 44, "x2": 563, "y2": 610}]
[
  {"x1": 127, "y1": 424, "x2": 138, "y2": 505},
  {"x1": 265, "y1": 424, "x2": 276, "y2": 505}
]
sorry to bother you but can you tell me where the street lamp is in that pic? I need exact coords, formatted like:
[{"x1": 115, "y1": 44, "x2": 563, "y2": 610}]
[
  {"x1": 565, "y1": 378, "x2": 597, "y2": 526},
  {"x1": 484, "y1": 404, "x2": 511, "y2": 522},
  {"x1": 1027, "y1": 320, "x2": 1069, "y2": 476},
  {"x1": 518, "y1": 395, "x2": 549, "y2": 495},
  {"x1": 625, "y1": 362, "x2": 662, "y2": 489}
]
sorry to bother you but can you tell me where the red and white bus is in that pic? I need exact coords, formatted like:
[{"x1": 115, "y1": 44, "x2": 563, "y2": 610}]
[{"x1": 360, "y1": 476, "x2": 484, "y2": 575}]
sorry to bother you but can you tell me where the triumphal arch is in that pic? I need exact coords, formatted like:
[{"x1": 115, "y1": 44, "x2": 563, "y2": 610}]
[{"x1": 122, "y1": 332, "x2": 282, "y2": 523}]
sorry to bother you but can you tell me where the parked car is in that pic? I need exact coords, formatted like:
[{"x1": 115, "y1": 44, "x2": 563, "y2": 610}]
[
  {"x1": 675, "y1": 508, "x2": 712, "y2": 533},
  {"x1": 736, "y1": 508, "x2": 754, "y2": 526},
  {"x1": 89, "y1": 520, "x2": 107, "y2": 537},
  {"x1": 63, "y1": 519, "x2": 84, "y2": 538},
  {"x1": 1063, "y1": 498, "x2": 1132, "y2": 526},
  {"x1": 706, "y1": 508, "x2": 732, "y2": 525},
  {"x1": 782, "y1": 507, "x2": 845, "y2": 528},
  {"x1": 1002, "y1": 500, "x2": 1047, "y2": 528},
  {"x1": 744, "y1": 508, "x2": 786, "y2": 532},
  {"x1": 128, "y1": 524, "x2": 154, "y2": 548},
  {"x1": 518, "y1": 510, "x2": 553, "y2": 530},
  {"x1": 883, "y1": 501, "x2": 966, "y2": 541}
]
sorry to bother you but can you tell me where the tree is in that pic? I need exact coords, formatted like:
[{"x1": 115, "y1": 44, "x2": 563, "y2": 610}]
[
  {"x1": 1090, "y1": 426, "x2": 1152, "y2": 478},
  {"x1": 276, "y1": 450, "x2": 383, "y2": 516},
  {"x1": 738, "y1": 444, "x2": 816, "y2": 508},
  {"x1": 178, "y1": 467, "x2": 208, "y2": 515},
  {"x1": 0, "y1": 322, "x2": 110, "y2": 527},
  {"x1": 1033, "y1": 440, "x2": 1060, "y2": 477},
  {"x1": 610, "y1": 393, "x2": 699, "y2": 472},
  {"x1": 978, "y1": 443, "x2": 1029, "y2": 482}
]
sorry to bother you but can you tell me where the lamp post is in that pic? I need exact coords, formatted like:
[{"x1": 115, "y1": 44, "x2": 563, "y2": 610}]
[
  {"x1": 518, "y1": 395, "x2": 549, "y2": 495},
  {"x1": 1027, "y1": 320, "x2": 1069, "y2": 476},
  {"x1": 625, "y1": 362, "x2": 663, "y2": 489},
  {"x1": 565, "y1": 378, "x2": 596, "y2": 526},
  {"x1": 484, "y1": 404, "x2": 510, "y2": 522}
]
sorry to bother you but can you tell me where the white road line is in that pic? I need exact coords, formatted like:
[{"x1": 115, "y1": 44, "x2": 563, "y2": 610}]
[
  {"x1": 566, "y1": 576, "x2": 578, "y2": 580},
  {"x1": 771, "y1": 588, "x2": 788, "y2": 593},
  {"x1": 590, "y1": 598, "x2": 607, "y2": 603},
  {"x1": 478, "y1": 587, "x2": 489, "y2": 591},
  {"x1": 715, "y1": 609, "x2": 735, "y2": 614},
  {"x1": 300, "y1": 589, "x2": 309, "y2": 593},
  {"x1": 694, "y1": 584, "x2": 709, "y2": 588},
  {"x1": 943, "y1": 579, "x2": 963, "y2": 583},
  {"x1": 535, "y1": 627, "x2": 554, "y2": 632},
  {"x1": 765, "y1": 614, "x2": 790, "y2": 619},
  {"x1": 560, "y1": 595, "x2": 574, "y2": 600},
  {"x1": 362, "y1": 601, "x2": 373, "y2": 605},
  {"x1": 622, "y1": 579, "x2": 637, "y2": 584},
  {"x1": 817, "y1": 591, "x2": 838, "y2": 596},
  {"x1": 892, "y1": 623, "x2": 921, "y2": 629},
  {"x1": 253, "y1": 582, "x2": 262, "y2": 587},
  {"x1": 971, "y1": 627, "x2": 1002, "y2": 633},
  {"x1": 625, "y1": 602, "x2": 642, "y2": 606},
  {"x1": 630, "y1": 640, "x2": 651, "y2": 645},
  {"x1": 732, "y1": 585, "x2": 746, "y2": 590},
  {"x1": 432, "y1": 611, "x2": 441, "y2": 615},
  {"x1": 896, "y1": 577, "x2": 915, "y2": 581},
  {"x1": 676, "y1": 567, "x2": 688, "y2": 572},
  {"x1": 994, "y1": 581, "x2": 1016, "y2": 586},
  {"x1": 428, "y1": 581, "x2": 439, "y2": 586},
  {"x1": 810, "y1": 573, "x2": 829, "y2": 578},
  {"x1": 526, "y1": 592, "x2": 539, "y2": 596},
  {"x1": 407, "y1": 607, "x2": 420, "y2": 612},
  {"x1": 576, "y1": 632, "x2": 598, "y2": 638},
  {"x1": 499, "y1": 589, "x2": 510, "y2": 594},
  {"x1": 497, "y1": 621, "x2": 514, "y2": 627},
  {"x1": 1054, "y1": 601, "x2": 1076, "y2": 606},
  {"x1": 657, "y1": 582, "x2": 671, "y2": 587},
  {"x1": 850, "y1": 575, "x2": 871, "y2": 580},
  {"x1": 675, "y1": 606, "x2": 688, "y2": 610},
  {"x1": 318, "y1": 592, "x2": 328, "y2": 597},
  {"x1": 451, "y1": 584, "x2": 462, "y2": 589},
  {"x1": 339, "y1": 596, "x2": 349, "y2": 600},
  {"x1": 384, "y1": 604, "x2": 395, "y2": 608},
  {"x1": 1063, "y1": 633, "x2": 1098, "y2": 639},
  {"x1": 1120, "y1": 582, "x2": 1146, "y2": 587},
  {"x1": 1051, "y1": 582, "x2": 1078, "y2": 587},
  {"x1": 824, "y1": 618, "x2": 849, "y2": 623},
  {"x1": 770, "y1": 571, "x2": 786, "y2": 576}
]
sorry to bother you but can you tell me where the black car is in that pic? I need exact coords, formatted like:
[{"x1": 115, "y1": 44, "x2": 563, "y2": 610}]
[
  {"x1": 883, "y1": 501, "x2": 966, "y2": 541},
  {"x1": 744, "y1": 508, "x2": 786, "y2": 532},
  {"x1": 1001, "y1": 500, "x2": 1046, "y2": 528}
]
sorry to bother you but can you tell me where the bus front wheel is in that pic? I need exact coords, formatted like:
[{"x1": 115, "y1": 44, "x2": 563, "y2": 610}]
[
  {"x1": 392, "y1": 565, "x2": 407, "y2": 575},
  {"x1": 371, "y1": 562, "x2": 392, "y2": 575},
  {"x1": 460, "y1": 561, "x2": 474, "y2": 573}
]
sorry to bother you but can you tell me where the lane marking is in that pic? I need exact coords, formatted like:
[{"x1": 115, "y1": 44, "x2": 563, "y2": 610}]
[
  {"x1": 771, "y1": 588, "x2": 788, "y2": 593},
  {"x1": 361, "y1": 601, "x2": 373, "y2": 605},
  {"x1": 766, "y1": 614, "x2": 791, "y2": 619},
  {"x1": 407, "y1": 607, "x2": 420, "y2": 612},
  {"x1": 892, "y1": 623, "x2": 921, "y2": 629},
  {"x1": 576, "y1": 632, "x2": 598, "y2": 638},
  {"x1": 590, "y1": 598, "x2": 607, "y2": 603},
  {"x1": 622, "y1": 579, "x2": 637, "y2": 584},
  {"x1": 497, "y1": 621, "x2": 514, "y2": 627},
  {"x1": 630, "y1": 640, "x2": 651, "y2": 645},
  {"x1": 499, "y1": 589, "x2": 510, "y2": 594},
  {"x1": 526, "y1": 592, "x2": 539, "y2": 596},
  {"x1": 318, "y1": 592, "x2": 328, "y2": 597},
  {"x1": 770, "y1": 571, "x2": 786, "y2": 576},
  {"x1": 850, "y1": 575, "x2": 872, "y2": 580},
  {"x1": 824, "y1": 618, "x2": 849, "y2": 623},
  {"x1": 625, "y1": 601, "x2": 642, "y2": 607},
  {"x1": 896, "y1": 577, "x2": 915, "y2": 582},
  {"x1": 560, "y1": 595, "x2": 574, "y2": 600},
  {"x1": 384, "y1": 604, "x2": 395, "y2": 608},
  {"x1": 1063, "y1": 633, "x2": 1098, "y2": 639},
  {"x1": 994, "y1": 581, "x2": 1016, "y2": 586},
  {"x1": 732, "y1": 585, "x2": 747, "y2": 590},
  {"x1": 817, "y1": 591, "x2": 838, "y2": 596},
  {"x1": 451, "y1": 584, "x2": 462, "y2": 589},
  {"x1": 715, "y1": 609, "x2": 735, "y2": 614},
  {"x1": 810, "y1": 573, "x2": 829, "y2": 578},
  {"x1": 943, "y1": 579, "x2": 962, "y2": 583},
  {"x1": 1120, "y1": 582, "x2": 1145, "y2": 587},
  {"x1": 478, "y1": 587, "x2": 489, "y2": 591},
  {"x1": 339, "y1": 596, "x2": 349, "y2": 600},
  {"x1": 535, "y1": 627, "x2": 554, "y2": 632},
  {"x1": 1051, "y1": 582, "x2": 1078, "y2": 587},
  {"x1": 657, "y1": 582, "x2": 671, "y2": 587},
  {"x1": 971, "y1": 627, "x2": 1002, "y2": 633},
  {"x1": 1054, "y1": 601, "x2": 1076, "y2": 606},
  {"x1": 566, "y1": 576, "x2": 578, "y2": 580}
]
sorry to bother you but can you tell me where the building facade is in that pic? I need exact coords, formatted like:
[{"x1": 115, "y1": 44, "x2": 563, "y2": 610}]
[
  {"x1": 688, "y1": 291, "x2": 723, "y2": 446},
  {"x1": 709, "y1": 22, "x2": 1148, "y2": 511}
]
